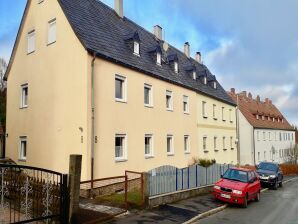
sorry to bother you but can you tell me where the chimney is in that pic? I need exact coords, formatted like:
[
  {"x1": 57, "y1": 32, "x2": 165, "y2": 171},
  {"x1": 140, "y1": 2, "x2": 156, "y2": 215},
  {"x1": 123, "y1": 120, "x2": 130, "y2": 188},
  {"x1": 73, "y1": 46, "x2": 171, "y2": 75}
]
[
  {"x1": 230, "y1": 88, "x2": 235, "y2": 94},
  {"x1": 195, "y1": 52, "x2": 201, "y2": 63},
  {"x1": 153, "y1": 25, "x2": 163, "y2": 40},
  {"x1": 184, "y1": 42, "x2": 190, "y2": 58},
  {"x1": 114, "y1": 0, "x2": 124, "y2": 18},
  {"x1": 256, "y1": 95, "x2": 260, "y2": 102},
  {"x1": 248, "y1": 92, "x2": 252, "y2": 99},
  {"x1": 269, "y1": 100, "x2": 272, "y2": 104},
  {"x1": 240, "y1": 91, "x2": 247, "y2": 97},
  {"x1": 265, "y1": 98, "x2": 269, "y2": 104}
]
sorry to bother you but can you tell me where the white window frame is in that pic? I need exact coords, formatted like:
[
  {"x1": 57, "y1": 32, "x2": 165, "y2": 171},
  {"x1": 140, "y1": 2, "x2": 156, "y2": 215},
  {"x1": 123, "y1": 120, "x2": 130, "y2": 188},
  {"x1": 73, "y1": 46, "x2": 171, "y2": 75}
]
[
  {"x1": 183, "y1": 95, "x2": 189, "y2": 114},
  {"x1": 174, "y1": 61, "x2": 178, "y2": 73},
  {"x1": 115, "y1": 134, "x2": 127, "y2": 161},
  {"x1": 20, "y1": 84, "x2": 28, "y2": 108},
  {"x1": 166, "y1": 90, "x2": 173, "y2": 111},
  {"x1": 115, "y1": 74, "x2": 127, "y2": 102},
  {"x1": 48, "y1": 18, "x2": 57, "y2": 45},
  {"x1": 263, "y1": 131, "x2": 266, "y2": 141},
  {"x1": 133, "y1": 41, "x2": 140, "y2": 56},
  {"x1": 257, "y1": 131, "x2": 260, "y2": 141},
  {"x1": 156, "y1": 52, "x2": 161, "y2": 66},
  {"x1": 145, "y1": 134, "x2": 154, "y2": 158},
  {"x1": 203, "y1": 76, "x2": 207, "y2": 85},
  {"x1": 27, "y1": 30, "x2": 35, "y2": 54},
  {"x1": 213, "y1": 104, "x2": 217, "y2": 120},
  {"x1": 184, "y1": 135, "x2": 190, "y2": 154},
  {"x1": 223, "y1": 136, "x2": 226, "y2": 150},
  {"x1": 167, "y1": 135, "x2": 174, "y2": 155},
  {"x1": 222, "y1": 107, "x2": 226, "y2": 121},
  {"x1": 213, "y1": 81, "x2": 217, "y2": 89},
  {"x1": 192, "y1": 71, "x2": 196, "y2": 80},
  {"x1": 202, "y1": 101, "x2": 207, "y2": 118},
  {"x1": 229, "y1": 109, "x2": 233, "y2": 123},
  {"x1": 214, "y1": 136, "x2": 218, "y2": 151},
  {"x1": 144, "y1": 84, "x2": 153, "y2": 107},
  {"x1": 230, "y1": 136, "x2": 234, "y2": 149},
  {"x1": 19, "y1": 137, "x2": 27, "y2": 161}
]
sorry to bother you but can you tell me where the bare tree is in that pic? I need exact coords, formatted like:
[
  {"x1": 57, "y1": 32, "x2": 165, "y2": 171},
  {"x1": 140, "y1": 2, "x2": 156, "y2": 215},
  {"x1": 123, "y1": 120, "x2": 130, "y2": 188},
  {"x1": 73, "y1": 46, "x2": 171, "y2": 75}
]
[{"x1": 0, "y1": 58, "x2": 7, "y2": 91}]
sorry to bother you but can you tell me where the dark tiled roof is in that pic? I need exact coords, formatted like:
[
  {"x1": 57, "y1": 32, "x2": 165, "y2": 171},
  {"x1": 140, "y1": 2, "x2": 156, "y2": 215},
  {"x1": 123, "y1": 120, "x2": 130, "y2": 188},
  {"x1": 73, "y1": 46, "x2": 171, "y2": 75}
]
[
  {"x1": 59, "y1": 0, "x2": 235, "y2": 105},
  {"x1": 228, "y1": 91, "x2": 294, "y2": 131}
]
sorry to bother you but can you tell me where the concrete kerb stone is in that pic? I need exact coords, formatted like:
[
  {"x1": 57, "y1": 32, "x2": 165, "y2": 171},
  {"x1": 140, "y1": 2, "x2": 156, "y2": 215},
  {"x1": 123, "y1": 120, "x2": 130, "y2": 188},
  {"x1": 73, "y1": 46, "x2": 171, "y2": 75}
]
[{"x1": 183, "y1": 176, "x2": 298, "y2": 224}]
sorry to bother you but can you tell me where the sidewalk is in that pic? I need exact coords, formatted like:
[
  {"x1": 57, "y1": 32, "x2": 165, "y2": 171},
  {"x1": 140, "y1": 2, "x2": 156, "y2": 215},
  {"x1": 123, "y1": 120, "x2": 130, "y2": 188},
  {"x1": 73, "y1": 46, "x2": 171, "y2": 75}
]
[{"x1": 107, "y1": 193, "x2": 224, "y2": 224}]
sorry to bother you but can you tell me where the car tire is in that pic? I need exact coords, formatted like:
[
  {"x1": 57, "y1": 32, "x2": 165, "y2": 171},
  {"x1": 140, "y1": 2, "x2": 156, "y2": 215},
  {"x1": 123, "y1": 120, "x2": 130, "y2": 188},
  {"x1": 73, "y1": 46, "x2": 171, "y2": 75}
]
[
  {"x1": 273, "y1": 180, "x2": 278, "y2": 190},
  {"x1": 255, "y1": 191, "x2": 260, "y2": 202},
  {"x1": 279, "y1": 181, "x2": 283, "y2": 187},
  {"x1": 242, "y1": 195, "x2": 248, "y2": 208}
]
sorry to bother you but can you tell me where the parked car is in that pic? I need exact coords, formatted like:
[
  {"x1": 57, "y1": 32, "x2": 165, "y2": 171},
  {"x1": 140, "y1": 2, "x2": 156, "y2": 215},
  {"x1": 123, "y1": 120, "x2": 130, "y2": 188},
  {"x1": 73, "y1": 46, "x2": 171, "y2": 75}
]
[
  {"x1": 213, "y1": 167, "x2": 261, "y2": 208},
  {"x1": 256, "y1": 162, "x2": 283, "y2": 190}
]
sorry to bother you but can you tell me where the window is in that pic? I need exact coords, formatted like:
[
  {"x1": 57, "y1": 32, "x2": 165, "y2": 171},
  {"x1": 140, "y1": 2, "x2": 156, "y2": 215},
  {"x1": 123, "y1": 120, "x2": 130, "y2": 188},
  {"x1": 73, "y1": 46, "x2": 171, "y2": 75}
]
[
  {"x1": 167, "y1": 135, "x2": 174, "y2": 155},
  {"x1": 156, "y1": 52, "x2": 161, "y2": 65},
  {"x1": 230, "y1": 136, "x2": 234, "y2": 149},
  {"x1": 192, "y1": 71, "x2": 196, "y2": 80},
  {"x1": 174, "y1": 61, "x2": 178, "y2": 73},
  {"x1": 256, "y1": 114, "x2": 259, "y2": 120},
  {"x1": 223, "y1": 137, "x2": 226, "y2": 150},
  {"x1": 263, "y1": 131, "x2": 266, "y2": 141},
  {"x1": 229, "y1": 109, "x2": 233, "y2": 123},
  {"x1": 19, "y1": 137, "x2": 27, "y2": 161},
  {"x1": 145, "y1": 135, "x2": 153, "y2": 157},
  {"x1": 133, "y1": 41, "x2": 140, "y2": 55},
  {"x1": 213, "y1": 81, "x2": 217, "y2": 89},
  {"x1": 48, "y1": 19, "x2": 56, "y2": 45},
  {"x1": 214, "y1": 136, "x2": 217, "y2": 151},
  {"x1": 202, "y1": 101, "x2": 207, "y2": 118},
  {"x1": 20, "y1": 84, "x2": 28, "y2": 108},
  {"x1": 279, "y1": 132, "x2": 282, "y2": 141},
  {"x1": 115, "y1": 75, "x2": 126, "y2": 102},
  {"x1": 183, "y1": 95, "x2": 189, "y2": 113},
  {"x1": 184, "y1": 135, "x2": 190, "y2": 153},
  {"x1": 264, "y1": 151, "x2": 266, "y2": 160},
  {"x1": 213, "y1": 104, "x2": 217, "y2": 119},
  {"x1": 222, "y1": 107, "x2": 225, "y2": 121},
  {"x1": 262, "y1": 115, "x2": 264, "y2": 121},
  {"x1": 144, "y1": 84, "x2": 153, "y2": 107},
  {"x1": 203, "y1": 76, "x2": 207, "y2": 85},
  {"x1": 273, "y1": 117, "x2": 275, "y2": 122},
  {"x1": 269, "y1": 132, "x2": 271, "y2": 141},
  {"x1": 257, "y1": 131, "x2": 260, "y2": 141},
  {"x1": 27, "y1": 30, "x2": 35, "y2": 54},
  {"x1": 258, "y1": 152, "x2": 260, "y2": 161},
  {"x1": 115, "y1": 134, "x2": 127, "y2": 161},
  {"x1": 203, "y1": 136, "x2": 207, "y2": 151},
  {"x1": 38, "y1": 0, "x2": 44, "y2": 3},
  {"x1": 166, "y1": 90, "x2": 173, "y2": 110}
]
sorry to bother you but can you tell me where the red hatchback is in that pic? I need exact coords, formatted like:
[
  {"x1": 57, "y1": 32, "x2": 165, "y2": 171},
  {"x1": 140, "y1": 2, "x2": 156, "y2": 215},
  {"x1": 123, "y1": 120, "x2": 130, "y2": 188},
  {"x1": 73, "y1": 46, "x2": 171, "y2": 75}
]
[{"x1": 213, "y1": 167, "x2": 261, "y2": 208}]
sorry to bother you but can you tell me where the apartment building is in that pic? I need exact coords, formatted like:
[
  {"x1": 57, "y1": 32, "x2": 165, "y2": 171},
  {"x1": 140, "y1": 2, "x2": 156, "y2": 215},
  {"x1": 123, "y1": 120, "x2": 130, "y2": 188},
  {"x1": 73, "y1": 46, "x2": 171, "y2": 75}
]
[
  {"x1": 5, "y1": 0, "x2": 236, "y2": 179},
  {"x1": 228, "y1": 89, "x2": 295, "y2": 165}
]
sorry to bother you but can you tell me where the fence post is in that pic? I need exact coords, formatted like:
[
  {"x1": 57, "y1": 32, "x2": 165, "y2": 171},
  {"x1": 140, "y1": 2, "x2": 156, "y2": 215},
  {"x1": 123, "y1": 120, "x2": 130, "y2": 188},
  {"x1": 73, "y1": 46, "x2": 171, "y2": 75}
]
[
  {"x1": 195, "y1": 165, "x2": 198, "y2": 187},
  {"x1": 175, "y1": 168, "x2": 178, "y2": 191},
  {"x1": 205, "y1": 167, "x2": 208, "y2": 185},
  {"x1": 187, "y1": 167, "x2": 190, "y2": 189},
  {"x1": 68, "y1": 154, "x2": 82, "y2": 223},
  {"x1": 142, "y1": 172, "x2": 150, "y2": 208},
  {"x1": 125, "y1": 175, "x2": 128, "y2": 209},
  {"x1": 61, "y1": 174, "x2": 69, "y2": 224},
  {"x1": 181, "y1": 168, "x2": 184, "y2": 189}
]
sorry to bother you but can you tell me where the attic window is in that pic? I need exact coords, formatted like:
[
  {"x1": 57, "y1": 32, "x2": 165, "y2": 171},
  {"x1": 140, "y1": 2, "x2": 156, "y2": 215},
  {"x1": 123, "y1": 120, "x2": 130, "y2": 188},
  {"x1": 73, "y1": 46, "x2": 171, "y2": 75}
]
[
  {"x1": 157, "y1": 52, "x2": 161, "y2": 65},
  {"x1": 192, "y1": 71, "x2": 196, "y2": 80},
  {"x1": 133, "y1": 41, "x2": 140, "y2": 56},
  {"x1": 273, "y1": 117, "x2": 275, "y2": 122},
  {"x1": 256, "y1": 114, "x2": 259, "y2": 120},
  {"x1": 174, "y1": 61, "x2": 178, "y2": 73},
  {"x1": 213, "y1": 81, "x2": 217, "y2": 89},
  {"x1": 203, "y1": 76, "x2": 207, "y2": 85}
]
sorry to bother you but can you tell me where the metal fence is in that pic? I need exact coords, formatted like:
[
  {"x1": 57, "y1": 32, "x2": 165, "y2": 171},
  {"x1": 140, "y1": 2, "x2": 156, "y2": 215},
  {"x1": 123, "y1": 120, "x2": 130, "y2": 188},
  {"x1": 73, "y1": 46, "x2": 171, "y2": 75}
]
[{"x1": 148, "y1": 163, "x2": 232, "y2": 196}]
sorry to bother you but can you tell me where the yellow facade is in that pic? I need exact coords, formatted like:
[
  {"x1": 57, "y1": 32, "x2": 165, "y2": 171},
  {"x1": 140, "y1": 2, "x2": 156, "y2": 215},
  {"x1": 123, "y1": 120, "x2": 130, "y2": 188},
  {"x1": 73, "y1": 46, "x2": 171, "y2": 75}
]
[{"x1": 5, "y1": 0, "x2": 237, "y2": 180}]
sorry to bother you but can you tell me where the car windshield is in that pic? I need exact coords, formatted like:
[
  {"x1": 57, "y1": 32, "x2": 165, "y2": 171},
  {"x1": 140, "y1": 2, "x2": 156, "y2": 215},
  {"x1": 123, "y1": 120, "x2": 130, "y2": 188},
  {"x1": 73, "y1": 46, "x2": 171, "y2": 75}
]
[
  {"x1": 258, "y1": 163, "x2": 277, "y2": 172},
  {"x1": 222, "y1": 169, "x2": 248, "y2": 183}
]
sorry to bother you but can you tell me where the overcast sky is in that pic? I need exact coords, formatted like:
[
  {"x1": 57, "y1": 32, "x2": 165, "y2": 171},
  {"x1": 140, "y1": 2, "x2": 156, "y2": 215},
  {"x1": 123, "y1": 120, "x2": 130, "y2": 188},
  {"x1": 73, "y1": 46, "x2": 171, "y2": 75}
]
[{"x1": 1, "y1": 0, "x2": 298, "y2": 125}]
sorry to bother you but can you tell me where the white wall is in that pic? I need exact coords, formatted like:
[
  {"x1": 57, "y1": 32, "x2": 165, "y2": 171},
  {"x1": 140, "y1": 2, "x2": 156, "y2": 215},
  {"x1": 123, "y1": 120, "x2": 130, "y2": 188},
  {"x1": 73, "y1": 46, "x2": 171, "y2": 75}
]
[
  {"x1": 238, "y1": 112, "x2": 254, "y2": 165},
  {"x1": 254, "y1": 129, "x2": 295, "y2": 164}
]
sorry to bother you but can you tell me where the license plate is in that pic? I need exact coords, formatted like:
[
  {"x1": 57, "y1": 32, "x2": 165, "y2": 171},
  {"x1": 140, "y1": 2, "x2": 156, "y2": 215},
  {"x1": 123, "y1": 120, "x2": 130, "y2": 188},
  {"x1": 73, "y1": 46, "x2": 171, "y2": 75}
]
[
  {"x1": 221, "y1": 193, "x2": 231, "y2": 199},
  {"x1": 260, "y1": 176, "x2": 269, "y2": 180}
]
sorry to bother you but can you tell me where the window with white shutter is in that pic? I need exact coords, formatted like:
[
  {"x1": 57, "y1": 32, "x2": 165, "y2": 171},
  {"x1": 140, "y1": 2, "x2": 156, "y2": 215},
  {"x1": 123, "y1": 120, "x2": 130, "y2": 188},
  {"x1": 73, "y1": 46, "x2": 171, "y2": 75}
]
[
  {"x1": 27, "y1": 30, "x2": 35, "y2": 54},
  {"x1": 48, "y1": 19, "x2": 56, "y2": 45}
]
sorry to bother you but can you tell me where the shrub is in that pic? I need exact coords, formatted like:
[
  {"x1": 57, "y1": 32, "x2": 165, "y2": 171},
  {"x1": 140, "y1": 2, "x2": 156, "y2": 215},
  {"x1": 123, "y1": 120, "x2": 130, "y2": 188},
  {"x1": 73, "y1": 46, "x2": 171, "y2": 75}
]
[
  {"x1": 280, "y1": 164, "x2": 298, "y2": 175},
  {"x1": 191, "y1": 157, "x2": 216, "y2": 167}
]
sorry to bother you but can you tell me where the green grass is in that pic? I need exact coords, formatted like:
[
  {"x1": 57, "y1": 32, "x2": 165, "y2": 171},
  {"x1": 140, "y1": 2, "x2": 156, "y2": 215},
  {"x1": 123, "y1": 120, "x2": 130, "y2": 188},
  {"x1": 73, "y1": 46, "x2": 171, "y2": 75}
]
[{"x1": 95, "y1": 190, "x2": 143, "y2": 209}]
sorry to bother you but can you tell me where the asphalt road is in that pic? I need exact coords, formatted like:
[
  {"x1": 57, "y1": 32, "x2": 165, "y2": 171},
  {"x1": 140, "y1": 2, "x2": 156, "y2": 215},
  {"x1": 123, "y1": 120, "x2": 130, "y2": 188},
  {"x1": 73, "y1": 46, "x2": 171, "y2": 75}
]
[{"x1": 197, "y1": 177, "x2": 298, "y2": 224}]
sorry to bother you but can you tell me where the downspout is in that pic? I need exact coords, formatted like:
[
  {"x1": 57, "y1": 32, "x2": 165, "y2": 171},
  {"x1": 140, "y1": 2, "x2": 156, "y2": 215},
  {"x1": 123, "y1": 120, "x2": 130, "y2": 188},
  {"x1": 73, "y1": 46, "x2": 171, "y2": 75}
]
[
  {"x1": 252, "y1": 127, "x2": 256, "y2": 165},
  {"x1": 90, "y1": 53, "x2": 96, "y2": 198},
  {"x1": 236, "y1": 95, "x2": 240, "y2": 165}
]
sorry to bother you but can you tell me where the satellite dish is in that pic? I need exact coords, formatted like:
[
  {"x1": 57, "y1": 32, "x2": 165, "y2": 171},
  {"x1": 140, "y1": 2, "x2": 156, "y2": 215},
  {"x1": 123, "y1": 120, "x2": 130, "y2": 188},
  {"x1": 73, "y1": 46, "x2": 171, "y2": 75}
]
[{"x1": 163, "y1": 42, "x2": 169, "y2": 51}]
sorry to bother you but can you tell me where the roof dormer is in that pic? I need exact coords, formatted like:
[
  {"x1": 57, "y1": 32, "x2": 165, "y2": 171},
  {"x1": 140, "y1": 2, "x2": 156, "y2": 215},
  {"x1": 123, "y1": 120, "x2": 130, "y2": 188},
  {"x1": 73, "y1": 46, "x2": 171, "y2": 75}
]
[
  {"x1": 124, "y1": 31, "x2": 141, "y2": 56},
  {"x1": 167, "y1": 54, "x2": 179, "y2": 73},
  {"x1": 184, "y1": 64, "x2": 196, "y2": 80},
  {"x1": 149, "y1": 45, "x2": 162, "y2": 66}
]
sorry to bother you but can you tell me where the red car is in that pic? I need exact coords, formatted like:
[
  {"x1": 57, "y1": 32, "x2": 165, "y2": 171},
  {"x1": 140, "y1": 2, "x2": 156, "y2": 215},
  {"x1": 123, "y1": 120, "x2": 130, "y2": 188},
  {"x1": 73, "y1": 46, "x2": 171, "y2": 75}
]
[{"x1": 212, "y1": 167, "x2": 261, "y2": 208}]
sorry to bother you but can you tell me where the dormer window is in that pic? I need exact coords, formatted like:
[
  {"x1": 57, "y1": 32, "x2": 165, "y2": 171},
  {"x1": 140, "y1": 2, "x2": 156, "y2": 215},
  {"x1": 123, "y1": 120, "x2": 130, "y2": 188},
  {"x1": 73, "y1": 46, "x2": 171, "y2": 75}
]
[
  {"x1": 174, "y1": 61, "x2": 178, "y2": 73},
  {"x1": 203, "y1": 76, "x2": 207, "y2": 85},
  {"x1": 192, "y1": 71, "x2": 196, "y2": 80},
  {"x1": 213, "y1": 81, "x2": 217, "y2": 89},
  {"x1": 256, "y1": 114, "x2": 259, "y2": 120},
  {"x1": 133, "y1": 41, "x2": 140, "y2": 56},
  {"x1": 157, "y1": 52, "x2": 161, "y2": 65}
]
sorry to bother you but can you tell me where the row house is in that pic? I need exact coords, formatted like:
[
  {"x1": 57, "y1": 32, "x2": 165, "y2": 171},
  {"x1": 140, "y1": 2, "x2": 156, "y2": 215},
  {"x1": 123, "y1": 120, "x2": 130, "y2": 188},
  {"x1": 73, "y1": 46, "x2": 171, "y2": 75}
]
[
  {"x1": 228, "y1": 89, "x2": 295, "y2": 165},
  {"x1": 4, "y1": 0, "x2": 236, "y2": 179}
]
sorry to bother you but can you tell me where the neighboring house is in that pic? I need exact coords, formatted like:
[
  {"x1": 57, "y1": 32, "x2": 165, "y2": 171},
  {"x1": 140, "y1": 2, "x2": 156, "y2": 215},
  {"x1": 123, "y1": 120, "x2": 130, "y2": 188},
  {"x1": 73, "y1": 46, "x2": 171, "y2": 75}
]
[
  {"x1": 5, "y1": 0, "x2": 236, "y2": 180},
  {"x1": 228, "y1": 89, "x2": 295, "y2": 165}
]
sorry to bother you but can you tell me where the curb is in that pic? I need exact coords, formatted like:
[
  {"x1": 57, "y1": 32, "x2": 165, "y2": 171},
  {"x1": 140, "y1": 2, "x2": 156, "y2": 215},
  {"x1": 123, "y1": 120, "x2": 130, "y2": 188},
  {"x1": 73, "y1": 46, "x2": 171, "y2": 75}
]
[{"x1": 183, "y1": 176, "x2": 298, "y2": 224}]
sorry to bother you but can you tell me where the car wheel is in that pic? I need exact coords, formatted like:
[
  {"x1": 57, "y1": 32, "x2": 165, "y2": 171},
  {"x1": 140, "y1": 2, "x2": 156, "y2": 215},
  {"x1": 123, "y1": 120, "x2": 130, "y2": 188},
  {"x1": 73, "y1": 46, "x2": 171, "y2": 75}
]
[
  {"x1": 255, "y1": 191, "x2": 260, "y2": 202},
  {"x1": 273, "y1": 180, "x2": 278, "y2": 190},
  {"x1": 242, "y1": 195, "x2": 248, "y2": 208},
  {"x1": 279, "y1": 181, "x2": 283, "y2": 187}
]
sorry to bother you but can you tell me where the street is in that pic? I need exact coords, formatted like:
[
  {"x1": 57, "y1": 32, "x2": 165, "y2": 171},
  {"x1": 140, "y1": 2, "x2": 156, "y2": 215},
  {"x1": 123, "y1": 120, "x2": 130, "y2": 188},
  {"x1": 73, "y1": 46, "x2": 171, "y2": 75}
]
[{"x1": 198, "y1": 178, "x2": 298, "y2": 224}]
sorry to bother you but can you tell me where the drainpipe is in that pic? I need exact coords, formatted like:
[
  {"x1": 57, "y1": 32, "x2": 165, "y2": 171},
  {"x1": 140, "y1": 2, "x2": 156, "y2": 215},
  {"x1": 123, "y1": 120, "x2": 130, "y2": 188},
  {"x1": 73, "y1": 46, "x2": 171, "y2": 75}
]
[
  {"x1": 252, "y1": 127, "x2": 256, "y2": 165},
  {"x1": 90, "y1": 53, "x2": 96, "y2": 198},
  {"x1": 236, "y1": 95, "x2": 240, "y2": 165}
]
